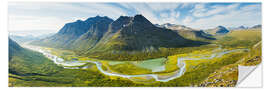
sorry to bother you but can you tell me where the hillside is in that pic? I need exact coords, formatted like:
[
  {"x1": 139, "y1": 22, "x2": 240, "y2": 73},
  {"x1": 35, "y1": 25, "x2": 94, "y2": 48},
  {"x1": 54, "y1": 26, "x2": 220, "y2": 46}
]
[
  {"x1": 205, "y1": 26, "x2": 230, "y2": 35},
  {"x1": 9, "y1": 35, "x2": 38, "y2": 44},
  {"x1": 31, "y1": 16, "x2": 114, "y2": 50},
  {"x1": 250, "y1": 24, "x2": 262, "y2": 29},
  {"x1": 9, "y1": 38, "x2": 62, "y2": 76},
  {"x1": 157, "y1": 23, "x2": 194, "y2": 31},
  {"x1": 8, "y1": 38, "x2": 141, "y2": 87},
  {"x1": 89, "y1": 15, "x2": 209, "y2": 52},
  {"x1": 157, "y1": 23, "x2": 216, "y2": 41},
  {"x1": 228, "y1": 26, "x2": 248, "y2": 30},
  {"x1": 32, "y1": 15, "x2": 209, "y2": 59}
]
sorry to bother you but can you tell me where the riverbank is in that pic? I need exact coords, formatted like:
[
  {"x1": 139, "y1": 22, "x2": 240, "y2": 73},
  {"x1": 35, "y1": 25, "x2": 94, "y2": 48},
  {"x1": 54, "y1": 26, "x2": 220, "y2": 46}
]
[{"x1": 22, "y1": 44, "x2": 249, "y2": 82}]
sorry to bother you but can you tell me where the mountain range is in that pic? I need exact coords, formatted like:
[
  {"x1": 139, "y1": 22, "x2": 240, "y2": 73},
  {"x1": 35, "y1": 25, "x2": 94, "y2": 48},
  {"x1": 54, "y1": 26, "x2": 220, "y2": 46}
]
[
  {"x1": 228, "y1": 24, "x2": 262, "y2": 30},
  {"x1": 250, "y1": 24, "x2": 262, "y2": 29},
  {"x1": 32, "y1": 15, "x2": 210, "y2": 54},
  {"x1": 9, "y1": 33, "x2": 54, "y2": 44},
  {"x1": 156, "y1": 23, "x2": 216, "y2": 40},
  {"x1": 155, "y1": 23, "x2": 195, "y2": 31},
  {"x1": 228, "y1": 25, "x2": 248, "y2": 30},
  {"x1": 205, "y1": 26, "x2": 230, "y2": 35},
  {"x1": 33, "y1": 16, "x2": 114, "y2": 50}
]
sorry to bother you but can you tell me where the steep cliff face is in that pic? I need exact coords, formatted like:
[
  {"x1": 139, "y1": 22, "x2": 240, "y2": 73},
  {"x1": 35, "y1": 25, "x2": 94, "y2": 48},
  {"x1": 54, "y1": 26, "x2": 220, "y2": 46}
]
[
  {"x1": 32, "y1": 14, "x2": 208, "y2": 54},
  {"x1": 205, "y1": 26, "x2": 230, "y2": 35},
  {"x1": 90, "y1": 15, "x2": 208, "y2": 52},
  {"x1": 72, "y1": 16, "x2": 114, "y2": 50},
  {"x1": 31, "y1": 16, "x2": 113, "y2": 49}
]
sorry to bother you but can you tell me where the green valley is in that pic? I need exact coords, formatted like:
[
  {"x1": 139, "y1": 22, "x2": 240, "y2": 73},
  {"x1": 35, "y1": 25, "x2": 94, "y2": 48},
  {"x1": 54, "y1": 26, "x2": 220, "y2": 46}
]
[{"x1": 8, "y1": 12, "x2": 262, "y2": 87}]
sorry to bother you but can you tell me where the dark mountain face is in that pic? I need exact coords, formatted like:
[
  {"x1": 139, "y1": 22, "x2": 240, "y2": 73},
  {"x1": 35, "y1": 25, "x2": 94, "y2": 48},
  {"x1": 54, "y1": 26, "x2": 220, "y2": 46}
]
[
  {"x1": 9, "y1": 38, "x2": 22, "y2": 60},
  {"x1": 32, "y1": 14, "x2": 208, "y2": 55},
  {"x1": 57, "y1": 16, "x2": 113, "y2": 36},
  {"x1": 90, "y1": 15, "x2": 208, "y2": 52},
  {"x1": 205, "y1": 26, "x2": 229, "y2": 35},
  {"x1": 189, "y1": 30, "x2": 216, "y2": 40},
  {"x1": 157, "y1": 23, "x2": 215, "y2": 41},
  {"x1": 72, "y1": 16, "x2": 114, "y2": 50},
  {"x1": 228, "y1": 25, "x2": 248, "y2": 30},
  {"x1": 216, "y1": 26, "x2": 229, "y2": 34},
  {"x1": 57, "y1": 20, "x2": 89, "y2": 37},
  {"x1": 251, "y1": 24, "x2": 262, "y2": 29},
  {"x1": 32, "y1": 16, "x2": 114, "y2": 49},
  {"x1": 238, "y1": 26, "x2": 248, "y2": 29},
  {"x1": 131, "y1": 15, "x2": 155, "y2": 28},
  {"x1": 109, "y1": 16, "x2": 133, "y2": 33}
]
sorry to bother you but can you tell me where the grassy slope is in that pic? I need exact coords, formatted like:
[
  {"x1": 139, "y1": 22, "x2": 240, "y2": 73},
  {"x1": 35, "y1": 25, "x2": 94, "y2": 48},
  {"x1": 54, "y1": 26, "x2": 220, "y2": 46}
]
[
  {"x1": 173, "y1": 30, "x2": 216, "y2": 41},
  {"x1": 9, "y1": 39, "x2": 63, "y2": 76},
  {"x1": 214, "y1": 29, "x2": 261, "y2": 49},
  {"x1": 199, "y1": 29, "x2": 262, "y2": 87},
  {"x1": 9, "y1": 40, "x2": 144, "y2": 87}
]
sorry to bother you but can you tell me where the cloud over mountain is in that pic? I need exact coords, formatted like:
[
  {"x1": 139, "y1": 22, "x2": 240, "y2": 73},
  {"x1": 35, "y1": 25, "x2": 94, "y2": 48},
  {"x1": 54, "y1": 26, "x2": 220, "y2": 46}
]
[{"x1": 9, "y1": 2, "x2": 261, "y2": 31}]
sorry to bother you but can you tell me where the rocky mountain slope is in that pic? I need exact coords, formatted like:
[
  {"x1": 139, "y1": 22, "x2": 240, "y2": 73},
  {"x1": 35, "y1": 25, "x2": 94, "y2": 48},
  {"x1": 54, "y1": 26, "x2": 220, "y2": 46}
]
[
  {"x1": 205, "y1": 26, "x2": 230, "y2": 35},
  {"x1": 32, "y1": 16, "x2": 114, "y2": 50},
  {"x1": 157, "y1": 23, "x2": 215, "y2": 41},
  {"x1": 89, "y1": 15, "x2": 208, "y2": 52}
]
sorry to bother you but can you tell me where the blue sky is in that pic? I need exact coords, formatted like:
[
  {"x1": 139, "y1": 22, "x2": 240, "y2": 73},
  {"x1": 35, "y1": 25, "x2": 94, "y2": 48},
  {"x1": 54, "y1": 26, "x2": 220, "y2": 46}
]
[{"x1": 8, "y1": 2, "x2": 261, "y2": 31}]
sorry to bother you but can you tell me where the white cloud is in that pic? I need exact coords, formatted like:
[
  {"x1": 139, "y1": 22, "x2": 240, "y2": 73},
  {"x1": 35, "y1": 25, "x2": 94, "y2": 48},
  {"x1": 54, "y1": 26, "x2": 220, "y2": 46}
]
[
  {"x1": 180, "y1": 3, "x2": 195, "y2": 8},
  {"x1": 240, "y1": 4, "x2": 261, "y2": 11},
  {"x1": 185, "y1": 7, "x2": 261, "y2": 29},
  {"x1": 191, "y1": 4, "x2": 207, "y2": 17},
  {"x1": 8, "y1": 3, "x2": 261, "y2": 31},
  {"x1": 194, "y1": 4, "x2": 206, "y2": 10},
  {"x1": 192, "y1": 4, "x2": 240, "y2": 18},
  {"x1": 160, "y1": 13, "x2": 169, "y2": 18},
  {"x1": 78, "y1": 3, "x2": 128, "y2": 19},
  {"x1": 175, "y1": 11, "x2": 180, "y2": 17},
  {"x1": 158, "y1": 10, "x2": 181, "y2": 24},
  {"x1": 146, "y1": 3, "x2": 180, "y2": 12},
  {"x1": 119, "y1": 3, "x2": 181, "y2": 24},
  {"x1": 8, "y1": 14, "x2": 73, "y2": 31},
  {"x1": 118, "y1": 3, "x2": 162, "y2": 24},
  {"x1": 8, "y1": 3, "x2": 130, "y2": 31},
  {"x1": 182, "y1": 16, "x2": 193, "y2": 24},
  {"x1": 9, "y1": 2, "x2": 128, "y2": 19}
]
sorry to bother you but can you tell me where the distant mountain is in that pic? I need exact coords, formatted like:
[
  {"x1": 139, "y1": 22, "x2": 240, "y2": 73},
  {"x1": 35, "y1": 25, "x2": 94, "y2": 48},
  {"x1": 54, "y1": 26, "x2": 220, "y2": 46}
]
[
  {"x1": 9, "y1": 30, "x2": 57, "y2": 37},
  {"x1": 9, "y1": 38, "x2": 62, "y2": 75},
  {"x1": 250, "y1": 24, "x2": 262, "y2": 29},
  {"x1": 89, "y1": 15, "x2": 208, "y2": 52},
  {"x1": 228, "y1": 24, "x2": 261, "y2": 30},
  {"x1": 205, "y1": 26, "x2": 230, "y2": 35},
  {"x1": 156, "y1": 23, "x2": 195, "y2": 31},
  {"x1": 157, "y1": 23, "x2": 215, "y2": 41},
  {"x1": 9, "y1": 33, "x2": 54, "y2": 44},
  {"x1": 173, "y1": 30, "x2": 216, "y2": 41},
  {"x1": 9, "y1": 35, "x2": 37, "y2": 44},
  {"x1": 228, "y1": 25, "x2": 248, "y2": 30},
  {"x1": 31, "y1": 16, "x2": 114, "y2": 50},
  {"x1": 32, "y1": 14, "x2": 209, "y2": 58}
]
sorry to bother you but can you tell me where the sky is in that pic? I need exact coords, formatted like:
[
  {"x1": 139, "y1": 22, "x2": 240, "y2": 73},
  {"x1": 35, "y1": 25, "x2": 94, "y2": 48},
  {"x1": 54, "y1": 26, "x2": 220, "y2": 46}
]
[{"x1": 8, "y1": 2, "x2": 261, "y2": 31}]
